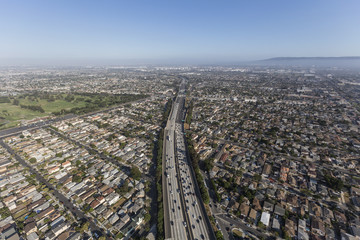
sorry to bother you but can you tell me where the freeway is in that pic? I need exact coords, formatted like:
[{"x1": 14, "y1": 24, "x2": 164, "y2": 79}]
[
  {"x1": 163, "y1": 79, "x2": 214, "y2": 240},
  {"x1": 164, "y1": 101, "x2": 190, "y2": 240},
  {"x1": 0, "y1": 139, "x2": 106, "y2": 238}
]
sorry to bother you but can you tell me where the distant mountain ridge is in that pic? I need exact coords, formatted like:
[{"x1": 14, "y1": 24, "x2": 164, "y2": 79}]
[{"x1": 262, "y1": 56, "x2": 360, "y2": 61}]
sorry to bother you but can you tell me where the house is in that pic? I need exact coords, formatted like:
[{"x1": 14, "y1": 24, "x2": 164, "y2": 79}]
[
  {"x1": 57, "y1": 231, "x2": 70, "y2": 240},
  {"x1": 27, "y1": 232, "x2": 39, "y2": 240},
  {"x1": 252, "y1": 197, "x2": 262, "y2": 211},
  {"x1": 260, "y1": 212, "x2": 270, "y2": 227},
  {"x1": 298, "y1": 229, "x2": 309, "y2": 240},
  {"x1": 239, "y1": 203, "x2": 250, "y2": 217},
  {"x1": 90, "y1": 200, "x2": 100, "y2": 209},
  {"x1": 285, "y1": 219, "x2": 296, "y2": 237},
  {"x1": 67, "y1": 232, "x2": 81, "y2": 240},
  {"x1": 310, "y1": 202, "x2": 322, "y2": 217},
  {"x1": 340, "y1": 231, "x2": 358, "y2": 240},
  {"x1": 249, "y1": 181, "x2": 258, "y2": 190},
  {"x1": 108, "y1": 213, "x2": 119, "y2": 225},
  {"x1": 120, "y1": 214, "x2": 130, "y2": 224},
  {"x1": 61, "y1": 161, "x2": 71, "y2": 168},
  {"x1": 48, "y1": 166, "x2": 60, "y2": 174},
  {"x1": 248, "y1": 208, "x2": 257, "y2": 221},
  {"x1": 95, "y1": 205, "x2": 107, "y2": 215},
  {"x1": 262, "y1": 163, "x2": 272, "y2": 176},
  {"x1": 272, "y1": 218, "x2": 281, "y2": 232},
  {"x1": 298, "y1": 219, "x2": 306, "y2": 231},
  {"x1": 106, "y1": 192, "x2": 120, "y2": 205},
  {"x1": 280, "y1": 166, "x2": 289, "y2": 181},
  {"x1": 326, "y1": 228, "x2": 336, "y2": 240},
  {"x1": 286, "y1": 194, "x2": 298, "y2": 208},
  {"x1": 276, "y1": 189, "x2": 286, "y2": 201},
  {"x1": 349, "y1": 225, "x2": 360, "y2": 238},
  {"x1": 334, "y1": 210, "x2": 347, "y2": 223},
  {"x1": 52, "y1": 222, "x2": 69, "y2": 237},
  {"x1": 103, "y1": 209, "x2": 113, "y2": 220},
  {"x1": 311, "y1": 217, "x2": 325, "y2": 236},
  {"x1": 263, "y1": 201, "x2": 274, "y2": 212},
  {"x1": 323, "y1": 208, "x2": 334, "y2": 220},
  {"x1": 79, "y1": 189, "x2": 96, "y2": 201},
  {"x1": 274, "y1": 205, "x2": 285, "y2": 216},
  {"x1": 36, "y1": 206, "x2": 55, "y2": 221},
  {"x1": 0, "y1": 226, "x2": 19, "y2": 240},
  {"x1": 24, "y1": 222, "x2": 37, "y2": 235}
]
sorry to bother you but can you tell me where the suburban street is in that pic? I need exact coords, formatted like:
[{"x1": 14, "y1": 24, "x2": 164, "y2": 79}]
[
  {"x1": 0, "y1": 139, "x2": 107, "y2": 238},
  {"x1": 47, "y1": 127, "x2": 133, "y2": 176},
  {"x1": 203, "y1": 170, "x2": 268, "y2": 240}
]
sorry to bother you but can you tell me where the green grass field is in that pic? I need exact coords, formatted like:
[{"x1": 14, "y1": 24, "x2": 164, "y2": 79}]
[
  {"x1": 0, "y1": 103, "x2": 47, "y2": 129},
  {"x1": 0, "y1": 95, "x2": 88, "y2": 130},
  {"x1": 0, "y1": 93, "x2": 147, "y2": 130},
  {"x1": 19, "y1": 97, "x2": 88, "y2": 112}
]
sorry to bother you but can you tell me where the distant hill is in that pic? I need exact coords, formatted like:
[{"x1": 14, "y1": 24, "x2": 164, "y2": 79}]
[
  {"x1": 257, "y1": 56, "x2": 360, "y2": 69},
  {"x1": 262, "y1": 56, "x2": 360, "y2": 61}
]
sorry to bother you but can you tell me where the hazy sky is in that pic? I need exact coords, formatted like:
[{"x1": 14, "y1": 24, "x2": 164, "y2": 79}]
[{"x1": 0, "y1": 0, "x2": 359, "y2": 64}]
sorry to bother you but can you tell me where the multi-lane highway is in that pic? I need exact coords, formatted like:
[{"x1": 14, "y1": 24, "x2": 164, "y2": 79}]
[{"x1": 163, "y1": 79, "x2": 214, "y2": 240}]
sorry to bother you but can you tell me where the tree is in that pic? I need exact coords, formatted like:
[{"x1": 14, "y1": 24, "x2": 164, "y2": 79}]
[
  {"x1": 116, "y1": 233, "x2": 124, "y2": 239},
  {"x1": 119, "y1": 180, "x2": 129, "y2": 194},
  {"x1": 253, "y1": 173, "x2": 262, "y2": 182},
  {"x1": 29, "y1": 158, "x2": 37, "y2": 164},
  {"x1": 73, "y1": 175, "x2": 82, "y2": 183},
  {"x1": 130, "y1": 166, "x2": 142, "y2": 180},
  {"x1": 80, "y1": 222, "x2": 90, "y2": 233},
  {"x1": 216, "y1": 230, "x2": 224, "y2": 240},
  {"x1": 12, "y1": 99, "x2": 19, "y2": 105},
  {"x1": 324, "y1": 173, "x2": 343, "y2": 191},
  {"x1": 144, "y1": 212, "x2": 151, "y2": 223}
]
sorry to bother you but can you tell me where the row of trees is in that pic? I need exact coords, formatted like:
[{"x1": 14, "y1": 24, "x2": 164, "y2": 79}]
[
  {"x1": 53, "y1": 93, "x2": 148, "y2": 116},
  {"x1": 185, "y1": 101, "x2": 193, "y2": 125},
  {"x1": 324, "y1": 172, "x2": 344, "y2": 191},
  {"x1": 186, "y1": 131, "x2": 210, "y2": 204},
  {"x1": 20, "y1": 104, "x2": 45, "y2": 113},
  {"x1": 0, "y1": 97, "x2": 11, "y2": 103}
]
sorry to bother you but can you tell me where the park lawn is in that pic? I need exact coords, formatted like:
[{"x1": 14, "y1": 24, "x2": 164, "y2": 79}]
[
  {"x1": 0, "y1": 96, "x2": 89, "y2": 130},
  {"x1": 0, "y1": 103, "x2": 47, "y2": 130},
  {"x1": 19, "y1": 97, "x2": 88, "y2": 113}
]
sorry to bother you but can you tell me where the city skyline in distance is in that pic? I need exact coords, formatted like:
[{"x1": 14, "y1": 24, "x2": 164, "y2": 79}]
[{"x1": 0, "y1": 0, "x2": 360, "y2": 65}]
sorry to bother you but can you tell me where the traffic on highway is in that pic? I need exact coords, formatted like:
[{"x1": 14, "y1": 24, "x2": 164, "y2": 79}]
[{"x1": 163, "y1": 79, "x2": 213, "y2": 240}]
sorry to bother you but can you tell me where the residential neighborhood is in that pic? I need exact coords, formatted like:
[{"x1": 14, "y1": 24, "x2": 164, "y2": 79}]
[
  {"x1": 0, "y1": 65, "x2": 360, "y2": 240},
  {"x1": 185, "y1": 69, "x2": 360, "y2": 240}
]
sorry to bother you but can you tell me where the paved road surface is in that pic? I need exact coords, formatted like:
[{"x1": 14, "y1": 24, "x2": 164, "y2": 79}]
[
  {"x1": 0, "y1": 114, "x2": 76, "y2": 139},
  {"x1": 163, "y1": 79, "x2": 215, "y2": 240}
]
